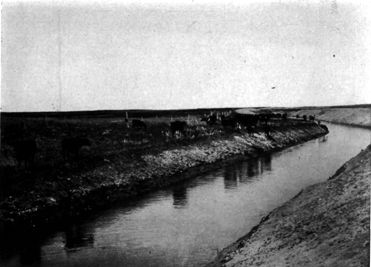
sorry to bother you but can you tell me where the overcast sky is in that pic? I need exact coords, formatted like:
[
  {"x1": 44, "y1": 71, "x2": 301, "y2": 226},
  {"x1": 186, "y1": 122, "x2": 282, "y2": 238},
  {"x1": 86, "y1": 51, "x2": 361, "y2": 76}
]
[{"x1": 2, "y1": 0, "x2": 371, "y2": 111}]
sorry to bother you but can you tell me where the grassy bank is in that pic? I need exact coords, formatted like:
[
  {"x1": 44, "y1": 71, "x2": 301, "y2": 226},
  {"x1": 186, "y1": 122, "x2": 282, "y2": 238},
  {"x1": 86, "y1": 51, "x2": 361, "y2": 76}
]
[
  {"x1": 0, "y1": 122, "x2": 327, "y2": 228},
  {"x1": 209, "y1": 144, "x2": 370, "y2": 267}
]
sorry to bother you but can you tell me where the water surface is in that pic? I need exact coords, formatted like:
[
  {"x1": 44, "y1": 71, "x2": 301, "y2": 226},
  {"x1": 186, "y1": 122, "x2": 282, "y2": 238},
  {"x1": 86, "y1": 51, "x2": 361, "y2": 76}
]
[{"x1": 0, "y1": 123, "x2": 370, "y2": 266}]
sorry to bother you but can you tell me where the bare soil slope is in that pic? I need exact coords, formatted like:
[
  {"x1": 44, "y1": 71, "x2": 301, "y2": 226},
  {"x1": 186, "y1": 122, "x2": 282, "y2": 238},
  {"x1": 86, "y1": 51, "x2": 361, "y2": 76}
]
[{"x1": 210, "y1": 145, "x2": 371, "y2": 267}]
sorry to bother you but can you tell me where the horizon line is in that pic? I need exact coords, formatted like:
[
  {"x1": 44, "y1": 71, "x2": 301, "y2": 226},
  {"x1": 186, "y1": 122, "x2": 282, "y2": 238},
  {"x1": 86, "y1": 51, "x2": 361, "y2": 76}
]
[{"x1": 1, "y1": 103, "x2": 370, "y2": 114}]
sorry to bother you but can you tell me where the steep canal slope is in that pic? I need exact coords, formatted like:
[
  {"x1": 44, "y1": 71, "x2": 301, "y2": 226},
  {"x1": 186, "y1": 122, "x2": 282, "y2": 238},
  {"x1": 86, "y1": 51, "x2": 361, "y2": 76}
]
[
  {"x1": 210, "y1": 145, "x2": 371, "y2": 267},
  {"x1": 0, "y1": 123, "x2": 327, "y2": 227}
]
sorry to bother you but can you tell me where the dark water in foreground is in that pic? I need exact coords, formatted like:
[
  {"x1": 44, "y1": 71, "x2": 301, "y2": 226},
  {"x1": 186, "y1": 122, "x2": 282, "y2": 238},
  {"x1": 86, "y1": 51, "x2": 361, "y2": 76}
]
[{"x1": 0, "y1": 124, "x2": 370, "y2": 267}]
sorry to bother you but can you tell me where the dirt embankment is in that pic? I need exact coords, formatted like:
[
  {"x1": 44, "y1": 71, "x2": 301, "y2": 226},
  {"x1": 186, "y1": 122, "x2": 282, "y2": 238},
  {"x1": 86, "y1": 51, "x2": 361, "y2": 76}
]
[
  {"x1": 0, "y1": 123, "x2": 327, "y2": 228},
  {"x1": 209, "y1": 144, "x2": 370, "y2": 267},
  {"x1": 288, "y1": 107, "x2": 371, "y2": 128}
]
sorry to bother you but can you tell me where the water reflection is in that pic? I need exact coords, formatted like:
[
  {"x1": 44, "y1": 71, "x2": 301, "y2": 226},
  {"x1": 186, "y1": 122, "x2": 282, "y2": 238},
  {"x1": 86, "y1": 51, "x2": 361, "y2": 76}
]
[
  {"x1": 172, "y1": 186, "x2": 188, "y2": 208},
  {"x1": 64, "y1": 224, "x2": 94, "y2": 251},
  {"x1": 262, "y1": 154, "x2": 272, "y2": 172},
  {"x1": 247, "y1": 158, "x2": 259, "y2": 177},
  {"x1": 19, "y1": 237, "x2": 42, "y2": 265},
  {"x1": 0, "y1": 227, "x2": 42, "y2": 266},
  {"x1": 0, "y1": 222, "x2": 95, "y2": 266},
  {"x1": 224, "y1": 155, "x2": 272, "y2": 189},
  {"x1": 223, "y1": 165, "x2": 238, "y2": 189},
  {"x1": 246, "y1": 155, "x2": 272, "y2": 178}
]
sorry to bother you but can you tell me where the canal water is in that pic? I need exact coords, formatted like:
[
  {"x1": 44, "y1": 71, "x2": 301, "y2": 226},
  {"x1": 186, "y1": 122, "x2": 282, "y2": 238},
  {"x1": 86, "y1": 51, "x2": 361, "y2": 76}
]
[{"x1": 0, "y1": 123, "x2": 370, "y2": 267}]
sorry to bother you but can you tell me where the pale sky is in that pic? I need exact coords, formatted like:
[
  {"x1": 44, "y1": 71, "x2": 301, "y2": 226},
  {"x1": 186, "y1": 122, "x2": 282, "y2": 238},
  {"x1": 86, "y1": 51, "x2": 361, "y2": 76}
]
[{"x1": 2, "y1": 0, "x2": 371, "y2": 111}]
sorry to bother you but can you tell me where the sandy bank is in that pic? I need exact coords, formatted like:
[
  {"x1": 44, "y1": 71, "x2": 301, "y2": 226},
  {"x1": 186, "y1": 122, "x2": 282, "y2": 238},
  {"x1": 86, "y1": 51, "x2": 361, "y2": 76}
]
[
  {"x1": 209, "y1": 144, "x2": 370, "y2": 267},
  {"x1": 0, "y1": 123, "x2": 327, "y2": 228}
]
